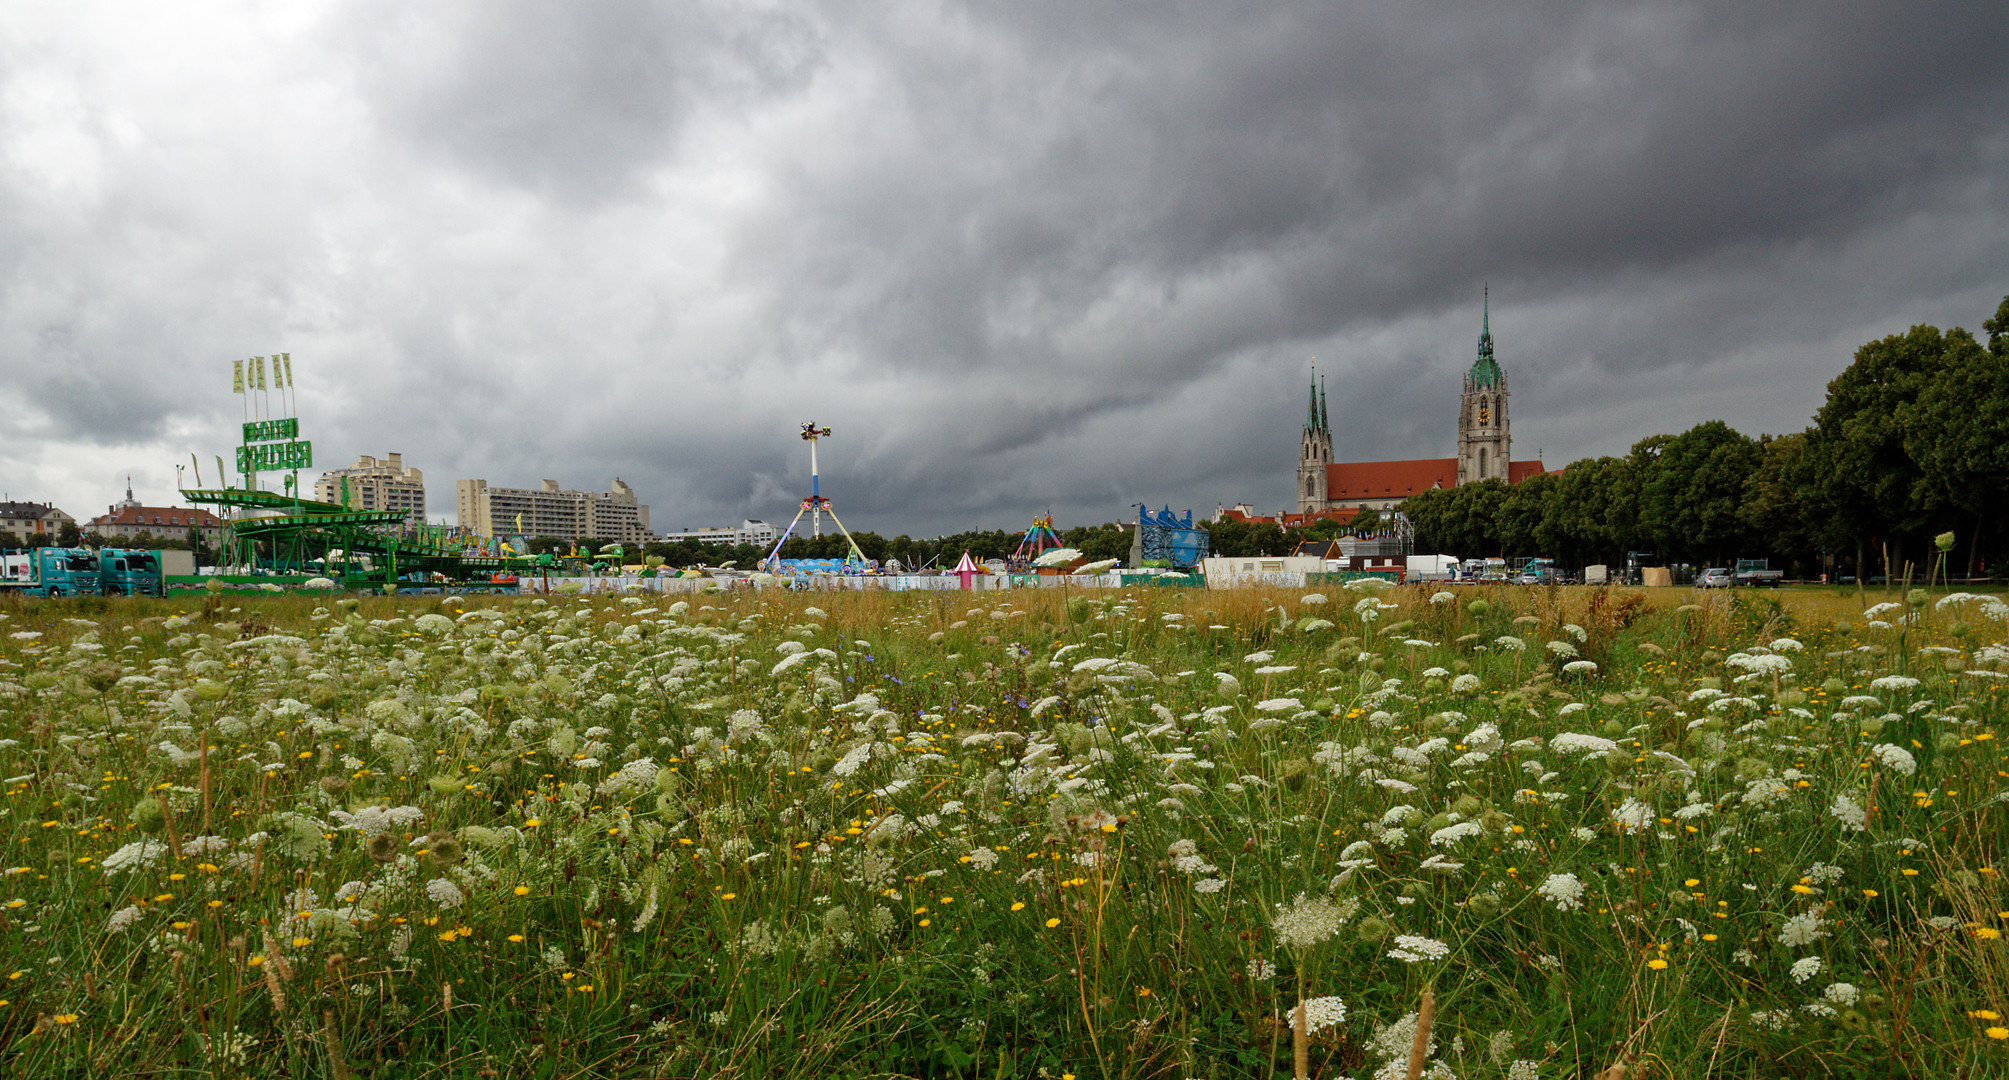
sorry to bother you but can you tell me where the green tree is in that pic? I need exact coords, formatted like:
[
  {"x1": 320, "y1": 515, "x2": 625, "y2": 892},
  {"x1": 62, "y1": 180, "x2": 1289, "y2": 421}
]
[
  {"x1": 1545, "y1": 456, "x2": 1632, "y2": 568},
  {"x1": 1897, "y1": 334, "x2": 2009, "y2": 577},
  {"x1": 58, "y1": 521, "x2": 81, "y2": 547},
  {"x1": 1984, "y1": 293, "x2": 2009, "y2": 356},
  {"x1": 1805, "y1": 322, "x2": 1984, "y2": 577},
  {"x1": 1639, "y1": 421, "x2": 1761, "y2": 565},
  {"x1": 1739, "y1": 432, "x2": 1817, "y2": 575},
  {"x1": 1400, "y1": 487, "x2": 1458, "y2": 555}
]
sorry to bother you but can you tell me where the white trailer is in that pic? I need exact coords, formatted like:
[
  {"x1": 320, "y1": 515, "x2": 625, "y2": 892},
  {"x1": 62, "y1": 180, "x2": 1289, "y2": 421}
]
[{"x1": 1405, "y1": 554, "x2": 1460, "y2": 581}]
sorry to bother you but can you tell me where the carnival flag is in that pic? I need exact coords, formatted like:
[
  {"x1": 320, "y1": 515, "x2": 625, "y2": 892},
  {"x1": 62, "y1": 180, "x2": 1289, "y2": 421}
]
[
  {"x1": 254, "y1": 356, "x2": 267, "y2": 391},
  {"x1": 282, "y1": 353, "x2": 293, "y2": 387},
  {"x1": 233, "y1": 359, "x2": 245, "y2": 393}
]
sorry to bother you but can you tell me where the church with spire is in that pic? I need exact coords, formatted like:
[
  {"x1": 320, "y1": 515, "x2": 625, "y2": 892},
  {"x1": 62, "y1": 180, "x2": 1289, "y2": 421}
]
[{"x1": 1286, "y1": 290, "x2": 1544, "y2": 517}]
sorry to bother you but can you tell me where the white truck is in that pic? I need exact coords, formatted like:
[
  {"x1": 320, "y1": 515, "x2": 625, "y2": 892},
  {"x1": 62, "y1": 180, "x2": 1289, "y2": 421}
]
[{"x1": 1405, "y1": 554, "x2": 1460, "y2": 581}]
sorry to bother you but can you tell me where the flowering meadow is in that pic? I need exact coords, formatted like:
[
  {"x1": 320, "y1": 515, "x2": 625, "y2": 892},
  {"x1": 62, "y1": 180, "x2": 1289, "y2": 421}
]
[{"x1": 0, "y1": 582, "x2": 2005, "y2": 1079}]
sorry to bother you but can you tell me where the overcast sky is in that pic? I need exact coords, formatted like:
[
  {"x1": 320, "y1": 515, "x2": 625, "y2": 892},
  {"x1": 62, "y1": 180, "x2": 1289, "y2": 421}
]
[{"x1": 4, "y1": 1, "x2": 2005, "y2": 537}]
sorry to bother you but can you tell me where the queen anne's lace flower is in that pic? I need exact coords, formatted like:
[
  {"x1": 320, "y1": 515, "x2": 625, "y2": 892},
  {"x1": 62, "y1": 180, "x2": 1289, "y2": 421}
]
[
  {"x1": 425, "y1": 878, "x2": 465, "y2": 909},
  {"x1": 1871, "y1": 744, "x2": 1917, "y2": 776},
  {"x1": 1387, "y1": 935, "x2": 1451, "y2": 962},
  {"x1": 1537, "y1": 873, "x2": 1585, "y2": 912},
  {"x1": 1551, "y1": 733, "x2": 1619, "y2": 756},
  {"x1": 1272, "y1": 893, "x2": 1353, "y2": 950},
  {"x1": 1779, "y1": 910, "x2": 1827, "y2": 948},
  {"x1": 1286, "y1": 995, "x2": 1347, "y2": 1032}
]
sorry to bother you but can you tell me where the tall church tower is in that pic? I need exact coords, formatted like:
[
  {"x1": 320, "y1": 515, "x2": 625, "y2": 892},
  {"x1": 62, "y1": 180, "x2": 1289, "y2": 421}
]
[
  {"x1": 1297, "y1": 374, "x2": 1331, "y2": 513},
  {"x1": 1457, "y1": 288, "x2": 1510, "y2": 486}
]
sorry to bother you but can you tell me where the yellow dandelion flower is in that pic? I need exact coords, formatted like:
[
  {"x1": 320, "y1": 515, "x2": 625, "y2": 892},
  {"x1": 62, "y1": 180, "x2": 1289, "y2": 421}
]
[
  {"x1": 1045, "y1": 918, "x2": 1061, "y2": 928},
  {"x1": 514, "y1": 886, "x2": 531, "y2": 896},
  {"x1": 1010, "y1": 902, "x2": 1026, "y2": 911},
  {"x1": 1646, "y1": 959, "x2": 1668, "y2": 970},
  {"x1": 291, "y1": 937, "x2": 310, "y2": 948},
  {"x1": 1989, "y1": 1027, "x2": 2009, "y2": 1041}
]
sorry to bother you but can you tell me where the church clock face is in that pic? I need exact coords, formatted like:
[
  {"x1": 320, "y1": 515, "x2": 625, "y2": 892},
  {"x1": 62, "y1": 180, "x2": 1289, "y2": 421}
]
[{"x1": 1477, "y1": 403, "x2": 1490, "y2": 425}]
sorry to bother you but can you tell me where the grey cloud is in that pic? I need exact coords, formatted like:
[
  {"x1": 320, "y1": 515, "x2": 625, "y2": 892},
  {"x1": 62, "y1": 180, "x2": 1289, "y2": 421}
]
[{"x1": 1, "y1": 2, "x2": 2005, "y2": 537}]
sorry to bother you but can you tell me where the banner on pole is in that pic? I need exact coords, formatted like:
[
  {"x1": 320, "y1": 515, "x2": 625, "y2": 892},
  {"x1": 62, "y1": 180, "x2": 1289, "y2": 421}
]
[
  {"x1": 241, "y1": 418, "x2": 300, "y2": 443},
  {"x1": 282, "y1": 353, "x2": 293, "y2": 388},
  {"x1": 254, "y1": 356, "x2": 267, "y2": 391},
  {"x1": 236, "y1": 440, "x2": 313, "y2": 472},
  {"x1": 233, "y1": 360, "x2": 245, "y2": 393}
]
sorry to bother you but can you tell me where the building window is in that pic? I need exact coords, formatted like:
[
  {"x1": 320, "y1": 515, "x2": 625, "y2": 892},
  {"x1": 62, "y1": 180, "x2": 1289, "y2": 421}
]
[{"x1": 1478, "y1": 448, "x2": 1487, "y2": 477}]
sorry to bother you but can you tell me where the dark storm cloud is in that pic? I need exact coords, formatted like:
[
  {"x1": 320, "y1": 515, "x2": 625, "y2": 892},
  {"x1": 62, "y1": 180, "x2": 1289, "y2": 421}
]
[
  {"x1": 342, "y1": 0, "x2": 825, "y2": 202},
  {"x1": 1, "y1": 2, "x2": 2004, "y2": 535}
]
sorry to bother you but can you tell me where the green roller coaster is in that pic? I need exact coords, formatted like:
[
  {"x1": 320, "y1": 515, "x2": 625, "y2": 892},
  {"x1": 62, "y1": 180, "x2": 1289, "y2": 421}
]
[
  {"x1": 179, "y1": 486, "x2": 535, "y2": 588},
  {"x1": 176, "y1": 355, "x2": 539, "y2": 591}
]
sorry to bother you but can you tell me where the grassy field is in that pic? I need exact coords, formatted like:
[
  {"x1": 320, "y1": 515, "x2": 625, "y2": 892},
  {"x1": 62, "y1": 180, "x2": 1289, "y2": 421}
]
[{"x1": 0, "y1": 582, "x2": 2004, "y2": 1079}]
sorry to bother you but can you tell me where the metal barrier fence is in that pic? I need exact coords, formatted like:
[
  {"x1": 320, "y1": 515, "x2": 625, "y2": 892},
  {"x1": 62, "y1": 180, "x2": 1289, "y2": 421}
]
[{"x1": 515, "y1": 573, "x2": 1148, "y2": 595}]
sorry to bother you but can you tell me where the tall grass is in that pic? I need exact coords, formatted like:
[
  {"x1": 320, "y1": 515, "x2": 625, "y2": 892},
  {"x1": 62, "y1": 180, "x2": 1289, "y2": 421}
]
[{"x1": 0, "y1": 582, "x2": 2003, "y2": 1078}]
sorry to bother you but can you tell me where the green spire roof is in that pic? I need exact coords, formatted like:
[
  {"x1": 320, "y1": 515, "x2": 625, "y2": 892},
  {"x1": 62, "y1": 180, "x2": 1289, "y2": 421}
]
[
  {"x1": 1306, "y1": 378, "x2": 1320, "y2": 431},
  {"x1": 1467, "y1": 285, "x2": 1505, "y2": 389},
  {"x1": 1318, "y1": 375, "x2": 1329, "y2": 433}
]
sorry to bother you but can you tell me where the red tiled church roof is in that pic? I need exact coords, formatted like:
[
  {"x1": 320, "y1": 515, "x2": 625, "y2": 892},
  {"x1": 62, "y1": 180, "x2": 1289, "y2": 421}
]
[
  {"x1": 1326, "y1": 458, "x2": 1457, "y2": 501},
  {"x1": 87, "y1": 506, "x2": 222, "y2": 529},
  {"x1": 1321, "y1": 458, "x2": 1547, "y2": 502}
]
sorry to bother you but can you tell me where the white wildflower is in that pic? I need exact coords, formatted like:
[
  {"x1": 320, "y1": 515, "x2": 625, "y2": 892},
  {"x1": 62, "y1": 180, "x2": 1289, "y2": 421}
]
[
  {"x1": 1779, "y1": 910, "x2": 1827, "y2": 948},
  {"x1": 1387, "y1": 935, "x2": 1451, "y2": 963},
  {"x1": 1871, "y1": 744, "x2": 1916, "y2": 776},
  {"x1": 101, "y1": 839, "x2": 166, "y2": 874},
  {"x1": 1537, "y1": 873, "x2": 1585, "y2": 912},
  {"x1": 1550, "y1": 733, "x2": 1619, "y2": 756},
  {"x1": 1286, "y1": 995, "x2": 1347, "y2": 1033},
  {"x1": 1272, "y1": 893, "x2": 1353, "y2": 950}
]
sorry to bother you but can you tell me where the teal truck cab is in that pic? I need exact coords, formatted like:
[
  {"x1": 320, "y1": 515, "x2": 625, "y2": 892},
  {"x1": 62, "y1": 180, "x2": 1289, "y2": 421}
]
[
  {"x1": 99, "y1": 548, "x2": 164, "y2": 596},
  {"x1": 0, "y1": 548, "x2": 102, "y2": 596}
]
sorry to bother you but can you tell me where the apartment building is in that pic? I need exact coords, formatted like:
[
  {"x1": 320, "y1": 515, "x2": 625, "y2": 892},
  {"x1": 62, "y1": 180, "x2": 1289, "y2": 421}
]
[
  {"x1": 655, "y1": 520, "x2": 779, "y2": 547},
  {"x1": 0, "y1": 501, "x2": 74, "y2": 540},
  {"x1": 455, "y1": 478, "x2": 651, "y2": 543},
  {"x1": 314, "y1": 453, "x2": 427, "y2": 525}
]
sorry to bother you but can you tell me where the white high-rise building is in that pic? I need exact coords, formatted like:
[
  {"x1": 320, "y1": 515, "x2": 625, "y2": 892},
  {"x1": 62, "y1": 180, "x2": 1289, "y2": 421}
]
[
  {"x1": 314, "y1": 453, "x2": 427, "y2": 525},
  {"x1": 456, "y1": 478, "x2": 651, "y2": 543}
]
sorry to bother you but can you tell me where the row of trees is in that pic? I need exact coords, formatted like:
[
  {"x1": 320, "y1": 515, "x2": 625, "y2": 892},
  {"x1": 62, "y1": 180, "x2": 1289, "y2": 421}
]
[
  {"x1": 1401, "y1": 295, "x2": 2009, "y2": 578},
  {"x1": 3, "y1": 526, "x2": 212, "y2": 559}
]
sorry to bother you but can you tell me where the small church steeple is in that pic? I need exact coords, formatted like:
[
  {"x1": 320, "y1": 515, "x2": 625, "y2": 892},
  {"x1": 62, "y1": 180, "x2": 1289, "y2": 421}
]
[
  {"x1": 1458, "y1": 288, "x2": 1510, "y2": 485},
  {"x1": 1298, "y1": 367, "x2": 1332, "y2": 513}
]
